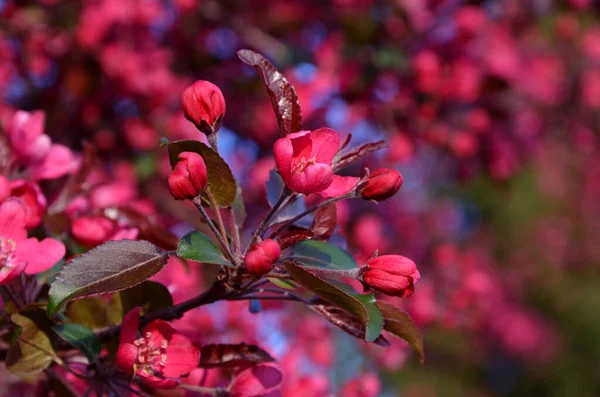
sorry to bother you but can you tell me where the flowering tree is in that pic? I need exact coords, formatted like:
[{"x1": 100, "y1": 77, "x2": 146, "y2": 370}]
[{"x1": 0, "y1": 50, "x2": 422, "y2": 396}]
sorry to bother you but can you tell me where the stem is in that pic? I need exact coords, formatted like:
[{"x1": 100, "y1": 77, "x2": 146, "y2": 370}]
[
  {"x1": 227, "y1": 207, "x2": 241, "y2": 256},
  {"x1": 192, "y1": 196, "x2": 237, "y2": 266},
  {"x1": 245, "y1": 188, "x2": 291, "y2": 253},
  {"x1": 207, "y1": 133, "x2": 219, "y2": 152},
  {"x1": 206, "y1": 187, "x2": 229, "y2": 245},
  {"x1": 2, "y1": 285, "x2": 22, "y2": 309},
  {"x1": 270, "y1": 191, "x2": 357, "y2": 239},
  {"x1": 178, "y1": 384, "x2": 225, "y2": 396}
]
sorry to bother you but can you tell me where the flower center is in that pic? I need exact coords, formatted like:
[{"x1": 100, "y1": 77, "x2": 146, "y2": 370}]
[
  {"x1": 0, "y1": 238, "x2": 18, "y2": 275},
  {"x1": 133, "y1": 332, "x2": 168, "y2": 375},
  {"x1": 291, "y1": 157, "x2": 316, "y2": 175}
]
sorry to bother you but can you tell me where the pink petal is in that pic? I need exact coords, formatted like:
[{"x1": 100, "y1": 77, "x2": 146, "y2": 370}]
[
  {"x1": 143, "y1": 320, "x2": 177, "y2": 348},
  {"x1": 289, "y1": 132, "x2": 313, "y2": 161},
  {"x1": 18, "y1": 238, "x2": 65, "y2": 275},
  {"x1": 318, "y1": 175, "x2": 360, "y2": 198},
  {"x1": 120, "y1": 307, "x2": 142, "y2": 343},
  {"x1": 162, "y1": 335, "x2": 200, "y2": 378},
  {"x1": 0, "y1": 198, "x2": 28, "y2": 240},
  {"x1": 0, "y1": 175, "x2": 11, "y2": 203},
  {"x1": 310, "y1": 128, "x2": 340, "y2": 165},
  {"x1": 31, "y1": 144, "x2": 78, "y2": 180},
  {"x1": 289, "y1": 163, "x2": 333, "y2": 195},
  {"x1": 0, "y1": 260, "x2": 27, "y2": 285},
  {"x1": 273, "y1": 137, "x2": 293, "y2": 181}
]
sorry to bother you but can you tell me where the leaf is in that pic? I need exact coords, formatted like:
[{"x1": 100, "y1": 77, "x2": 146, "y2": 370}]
[
  {"x1": 284, "y1": 261, "x2": 383, "y2": 342},
  {"x1": 266, "y1": 169, "x2": 284, "y2": 207},
  {"x1": 47, "y1": 240, "x2": 168, "y2": 318},
  {"x1": 53, "y1": 323, "x2": 101, "y2": 363},
  {"x1": 177, "y1": 231, "x2": 233, "y2": 267},
  {"x1": 107, "y1": 281, "x2": 173, "y2": 325},
  {"x1": 311, "y1": 301, "x2": 389, "y2": 346},
  {"x1": 7, "y1": 313, "x2": 60, "y2": 376},
  {"x1": 199, "y1": 343, "x2": 275, "y2": 368},
  {"x1": 376, "y1": 301, "x2": 425, "y2": 363},
  {"x1": 290, "y1": 240, "x2": 358, "y2": 270},
  {"x1": 238, "y1": 49, "x2": 302, "y2": 136},
  {"x1": 276, "y1": 228, "x2": 314, "y2": 250},
  {"x1": 66, "y1": 297, "x2": 108, "y2": 329},
  {"x1": 311, "y1": 204, "x2": 337, "y2": 240},
  {"x1": 167, "y1": 140, "x2": 236, "y2": 207},
  {"x1": 232, "y1": 184, "x2": 246, "y2": 227},
  {"x1": 106, "y1": 207, "x2": 179, "y2": 250},
  {"x1": 267, "y1": 277, "x2": 298, "y2": 290},
  {"x1": 332, "y1": 140, "x2": 388, "y2": 172}
]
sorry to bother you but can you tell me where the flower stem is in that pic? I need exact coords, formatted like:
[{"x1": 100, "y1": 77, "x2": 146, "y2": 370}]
[
  {"x1": 227, "y1": 206, "x2": 241, "y2": 256},
  {"x1": 192, "y1": 196, "x2": 238, "y2": 266},
  {"x1": 245, "y1": 187, "x2": 292, "y2": 253}
]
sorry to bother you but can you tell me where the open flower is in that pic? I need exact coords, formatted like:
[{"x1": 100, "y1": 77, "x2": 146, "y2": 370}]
[
  {"x1": 116, "y1": 307, "x2": 200, "y2": 389},
  {"x1": 273, "y1": 128, "x2": 359, "y2": 196},
  {"x1": 0, "y1": 198, "x2": 65, "y2": 285}
]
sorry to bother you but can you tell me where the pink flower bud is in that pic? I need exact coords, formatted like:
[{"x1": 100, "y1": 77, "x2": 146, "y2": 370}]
[
  {"x1": 362, "y1": 255, "x2": 420, "y2": 297},
  {"x1": 360, "y1": 168, "x2": 403, "y2": 201},
  {"x1": 181, "y1": 80, "x2": 226, "y2": 135},
  {"x1": 167, "y1": 152, "x2": 208, "y2": 200},
  {"x1": 245, "y1": 239, "x2": 281, "y2": 276}
]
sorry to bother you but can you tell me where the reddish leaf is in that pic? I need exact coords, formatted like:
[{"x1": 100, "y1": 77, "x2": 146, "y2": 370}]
[
  {"x1": 276, "y1": 228, "x2": 314, "y2": 250},
  {"x1": 332, "y1": 140, "x2": 388, "y2": 172},
  {"x1": 199, "y1": 343, "x2": 275, "y2": 368},
  {"x1": 105, "y1": 206, "x2": 179, "y2": 250},
  {"x1": 377, "y1": 301, "x2": 425, "y2": 363},
  {"x1": 311, "y1": 204, "x2": 337, "y2": 240},
  {"x1": 312, "y1": 301, "x2": 390, "y2": 346},
  {"x1": 238, "y1": 49, "x2": 302, "y2": 136}
]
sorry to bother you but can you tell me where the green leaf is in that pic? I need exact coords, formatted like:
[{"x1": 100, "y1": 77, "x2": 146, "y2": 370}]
[
  {"x1": 232, "y1": 184, "x2": 246, "y2": 227},
  {"x1": 177, "y1": 231, "x2": 233, "y2": 267},
  {"x1": 290, "y1": 240, "x2": 358, "y2": 270},
  {"x1": 267, "y1": 278, "x2": 298, "y2": 290},
  {"x1": 167, "y1": 140, "x2": 236, "y2": 207},
  {"x1": 66, "y1": 297, "x2": 108, "y2": 329},
  {"x1": 47, "y1": 240, "x2": 168, "y2": 318},
  {"x1": 376, "y1": 301, "x2": 425, "y2": 363},
  {"x1": 107, "y1": 281, "x2": 173, "y2": 325},
  {"x1": 7, "y1": 313, "x2": 61, "y2": 376},
  {"x1": 285, "y1": 261, "x2": 383, "y2": 342},
  {"x1": 53, "y1": 323, "x2": 101, "y2": 363}
]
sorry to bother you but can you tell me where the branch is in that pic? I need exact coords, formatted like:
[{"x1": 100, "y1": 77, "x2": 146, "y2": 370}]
[
  {"x1": 192, "y1": 196, "x2": 238, "y2": 266},
  {"x1": 245, "y1": 187, "x2": 292, "y2": 253}
]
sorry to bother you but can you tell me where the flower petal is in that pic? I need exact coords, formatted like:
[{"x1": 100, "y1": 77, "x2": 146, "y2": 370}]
[
  {"x1": 162, "y1": 334, "x2": 200, "y2": 378},
  {"x1": 0, "y1": 198, "x2": 28, "y2": 240},
  {"x1": 31, "y1": 144, "x2": 78, "y2": 180},
  {"x1": 310, "y1": 128, "x2": 340, "y2": 165},
  {"x1": 318, "y1": 175, "x2": 360, "y2": 198},
  {"x1": 120, "y1": 307, "x2": 142, "y2": 343},
  {"x1": 289, "y1": 163, "x2": 333, "y2": 195},
  {"x1": 18, "y1": 238, "x2": 66, "y2": 275}
]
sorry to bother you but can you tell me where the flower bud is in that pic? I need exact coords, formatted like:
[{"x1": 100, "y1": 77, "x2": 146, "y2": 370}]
[
  {"x1": 245, "y1": 239, "x2": 281, "y2": 276},
  {"x1": 168, "y1": 152, "x2": 208, "y2": 200},
  {"x1": 181, "y1": 80, "x2": 226, "y2": 135},
  {"x1": 362, "y1": 255, "x2": 420, "y2": 297},
  {"x1": 360, "y1": 168, "x2": 403, "y2": 201}
]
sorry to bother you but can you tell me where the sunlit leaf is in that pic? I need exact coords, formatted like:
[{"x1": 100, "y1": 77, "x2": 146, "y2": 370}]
[
  {"x1": 66, "y1": 297, "x2": 108, "y2": 329},
  {"x1": 238, "y1": 49, "x2": 302, "y2": 137},
  {"x1": 177, "y1": 231, "x2": 233, "y2": 267},
  {"x1": 276, "y1": 228, "x2": 314, "y2": 250},
  {"x1": 47, "y1": 240, "x2": 168, "y2": 317},
  {"x1": 289, "y1": 240, "x2": 358, "y2": 270},
  {"x1": 7, "y1": 313, "x2": 60, "y2": 376},
  {"x1": 107, "y1": 281, "x2": 173, "y2": 325}
]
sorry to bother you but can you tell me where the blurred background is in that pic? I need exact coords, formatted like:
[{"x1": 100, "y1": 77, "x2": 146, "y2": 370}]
[{"x1": 2, "y1": 0, "x2": 600, "y2": 396}]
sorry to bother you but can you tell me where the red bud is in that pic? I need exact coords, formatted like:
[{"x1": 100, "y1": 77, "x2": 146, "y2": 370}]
[
  {"x1": 362, "y1": 255, "x2": 420, "y2": 297},
  {"x1": 360, "y1": 168, "x2": 403, "y2": 201},
  {"x1": 168, "y1": 152, "x2": 208, "y2": 200},
  {"x1": 245, "y1": 239, "x2": 281, "y2": 276},
  {"x1": 181, "y1": 80, "x2": 226, "y2": 135}
]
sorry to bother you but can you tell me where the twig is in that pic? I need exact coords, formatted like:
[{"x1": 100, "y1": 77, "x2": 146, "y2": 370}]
[
  {"x1": 206, "y1": 187, "x2": 229, "y2": 246},
  {"x1": 192, "y1": 196, "x2": 238, "y2": 266},
  {"x1": 227, "y1": 206, "x2": 241, "y2": 257},
  {"x1": 245, "y1": 188, "x2": 291, "y2": 253}
]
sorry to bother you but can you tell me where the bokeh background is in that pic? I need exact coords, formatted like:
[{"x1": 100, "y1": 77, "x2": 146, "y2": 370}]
[{"x1": 2, "y1": 0, "x2": 600, "y2": 396}]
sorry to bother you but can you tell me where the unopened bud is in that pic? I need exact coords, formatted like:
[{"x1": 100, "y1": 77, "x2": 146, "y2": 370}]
[
  {"x1": 360, "y1": 168, "x2": 403, "y2": 201},
  {"x1": 168, "y1": 152, "x2": 208, "y2": 200},
  {"x1": 181, "y1": 80, "x2": 226, "y2": 135},
  {"x1": 245, "y1": 239, "x2": 281, "y2": 276},
  {"x1": 361, "y1": 255, "x2": 420, "y2": 297}
]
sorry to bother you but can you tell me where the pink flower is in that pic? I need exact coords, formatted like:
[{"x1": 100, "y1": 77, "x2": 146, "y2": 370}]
[
  {"x1": 273, "y1": 128, "x2": 359, "y2": 196},
  {"x1": 341, "y1": 373, "x2": 381, "y2": 397},
  {"x1": 0, "y1": 176, "x2": 10, "y2": 203},
  {"x1": 116, "y1": 308, "x2": 200, "y2": 389},
  {"x1": 245, "y1": 239, "x2": 281, "y2": 276},
  {"x1": 362, "y1": 255, "x2": 421, "y2": 298},
  {"x1": 71, "y1": 216, "x2": 139, "y2": 248},
  {"x1": 230, "y1": 363, "x2": 283, "y2": 397},
  {"x1": 9, "y1": 180, "x2": 47, "y2": 229},
  {"x1": 0, "y1": 198, "x2": 65, "y2": 285}
]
